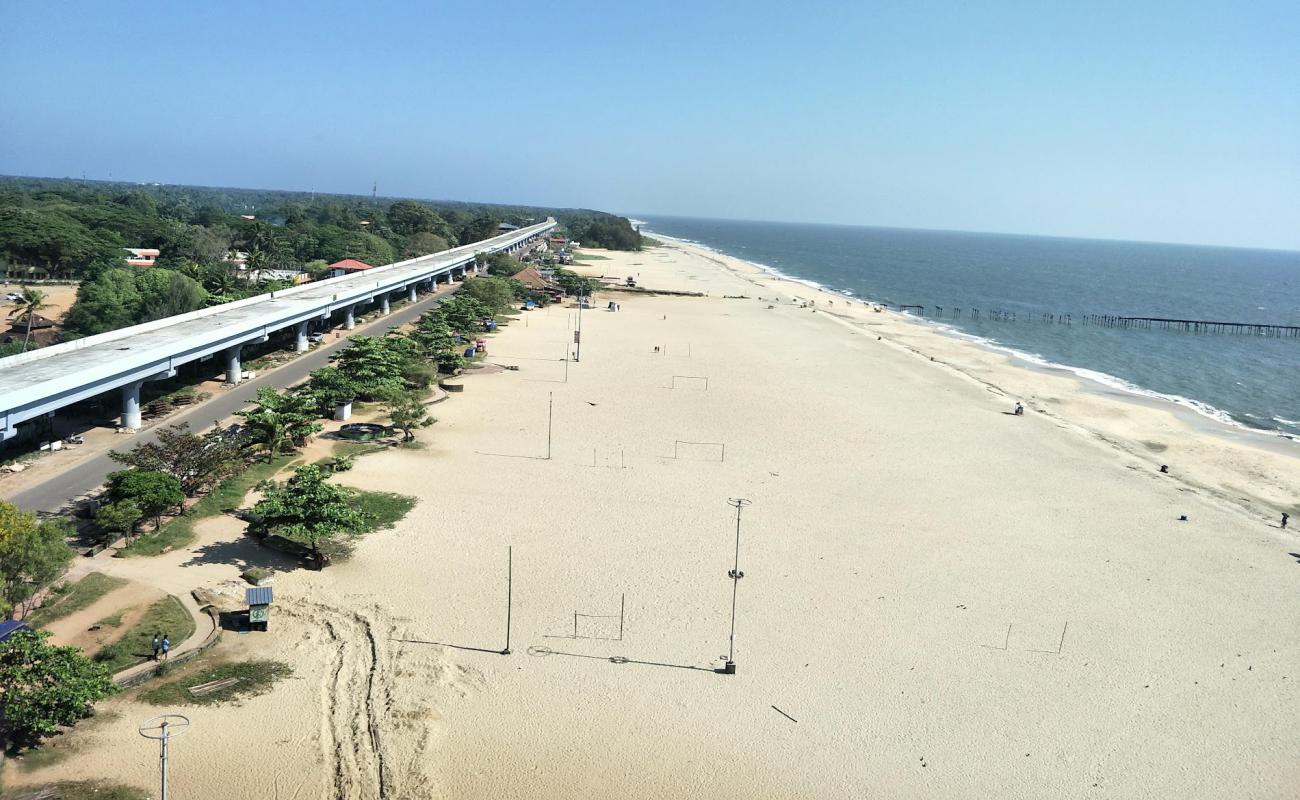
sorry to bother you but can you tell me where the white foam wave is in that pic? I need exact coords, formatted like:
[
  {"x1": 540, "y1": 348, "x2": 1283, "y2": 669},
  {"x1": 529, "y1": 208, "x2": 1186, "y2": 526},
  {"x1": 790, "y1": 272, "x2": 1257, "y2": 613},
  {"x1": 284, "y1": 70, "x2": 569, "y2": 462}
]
[{"x1": 1274, "y1": 416, "x2": 1300, "y2": 426}]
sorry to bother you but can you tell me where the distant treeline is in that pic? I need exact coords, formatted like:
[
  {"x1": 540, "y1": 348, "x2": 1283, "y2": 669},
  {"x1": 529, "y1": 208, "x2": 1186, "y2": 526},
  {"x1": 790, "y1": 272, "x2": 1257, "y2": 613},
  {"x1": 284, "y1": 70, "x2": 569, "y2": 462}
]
[{"x1": 0, "y1": 176, "x2": 645, "y2": 283}]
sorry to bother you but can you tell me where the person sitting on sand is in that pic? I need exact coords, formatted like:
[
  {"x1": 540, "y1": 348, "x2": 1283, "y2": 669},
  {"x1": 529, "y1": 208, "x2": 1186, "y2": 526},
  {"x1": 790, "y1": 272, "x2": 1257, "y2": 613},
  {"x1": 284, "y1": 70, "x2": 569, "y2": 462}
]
[{"x1": 1014, "y1": 402, "x2": 1025, "y2": 416}]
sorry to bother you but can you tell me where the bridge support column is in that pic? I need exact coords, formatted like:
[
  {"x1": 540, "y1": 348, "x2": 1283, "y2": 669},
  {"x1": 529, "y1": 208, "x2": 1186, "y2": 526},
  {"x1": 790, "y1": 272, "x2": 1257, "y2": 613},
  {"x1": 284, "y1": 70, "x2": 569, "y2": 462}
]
[
  {"x1": 345, "y1": 305, "x2": 356, "y2": 330},
  {"x1": 121, "y1": 380, "x2": 143, "y2": 430},
  {"x1": 295, "y1": 321, "x2": 309, "y2": 352},
  {"x1": 225, "y1": 345, "x2": 243, "y2": 384},
  {"x1": 381, "y1": 294, "x2": 391, "y2": 315},
  {"x1": 408, "y1": 285, "x2": 417, "y2": 303}
]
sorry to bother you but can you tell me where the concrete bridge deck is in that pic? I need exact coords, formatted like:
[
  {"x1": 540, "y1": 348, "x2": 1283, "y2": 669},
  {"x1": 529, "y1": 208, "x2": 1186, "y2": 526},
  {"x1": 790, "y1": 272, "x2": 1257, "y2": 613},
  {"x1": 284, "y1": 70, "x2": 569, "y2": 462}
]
[{"x1": 0, "y1": 219, "x2": 555, "y2": 439}]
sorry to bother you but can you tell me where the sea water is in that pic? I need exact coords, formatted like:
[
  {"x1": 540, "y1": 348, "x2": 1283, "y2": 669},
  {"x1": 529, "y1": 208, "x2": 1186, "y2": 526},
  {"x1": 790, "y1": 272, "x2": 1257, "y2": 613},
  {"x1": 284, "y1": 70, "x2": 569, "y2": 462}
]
[{"x1": 638, "y1": 216, "x2": 1300, "y2": 437}]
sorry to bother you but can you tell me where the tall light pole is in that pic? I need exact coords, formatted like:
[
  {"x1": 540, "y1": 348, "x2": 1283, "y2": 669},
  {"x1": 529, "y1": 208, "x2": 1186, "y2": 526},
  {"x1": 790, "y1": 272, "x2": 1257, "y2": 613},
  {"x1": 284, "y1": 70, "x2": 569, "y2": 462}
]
[
  {"x1": 139, "y1": 714, "x2": 190, "y2": 800},
  {"x1": 721, "y1": 498, "x2": 751, "y2": 675},
  {"x1": 574, "y1": 293, "x2": 584, "y2": 362}
]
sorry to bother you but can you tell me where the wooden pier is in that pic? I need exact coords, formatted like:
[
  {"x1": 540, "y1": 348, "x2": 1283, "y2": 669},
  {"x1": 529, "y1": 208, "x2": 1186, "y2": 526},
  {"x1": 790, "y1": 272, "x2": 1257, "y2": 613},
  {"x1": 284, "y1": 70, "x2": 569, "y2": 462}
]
[{"x1": 888, "y1": 305, "x2": 1300, "y2": 337}]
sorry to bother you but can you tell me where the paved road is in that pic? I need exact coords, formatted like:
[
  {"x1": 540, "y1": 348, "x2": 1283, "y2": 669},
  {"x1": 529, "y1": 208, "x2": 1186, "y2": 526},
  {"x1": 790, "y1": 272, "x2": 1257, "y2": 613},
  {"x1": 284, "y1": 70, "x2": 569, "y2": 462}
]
[{"x1": 6, "y1": 286, "x2": 456, "y2": 514}]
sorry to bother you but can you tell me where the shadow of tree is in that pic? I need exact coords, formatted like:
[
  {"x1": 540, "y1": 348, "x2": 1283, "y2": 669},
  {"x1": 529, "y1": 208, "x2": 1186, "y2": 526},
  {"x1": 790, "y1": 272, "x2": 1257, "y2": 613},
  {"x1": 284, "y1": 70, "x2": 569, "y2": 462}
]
[{"x1": 181, "y1": 532, "x2": 303, "y2": 572}]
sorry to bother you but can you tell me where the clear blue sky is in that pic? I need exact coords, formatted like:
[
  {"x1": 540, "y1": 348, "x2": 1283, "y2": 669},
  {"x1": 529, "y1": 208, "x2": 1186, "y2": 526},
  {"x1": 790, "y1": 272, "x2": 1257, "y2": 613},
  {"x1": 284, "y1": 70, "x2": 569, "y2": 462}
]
[{"x1": 2, "y1": 1, "x2": 1297, "y2": 249}]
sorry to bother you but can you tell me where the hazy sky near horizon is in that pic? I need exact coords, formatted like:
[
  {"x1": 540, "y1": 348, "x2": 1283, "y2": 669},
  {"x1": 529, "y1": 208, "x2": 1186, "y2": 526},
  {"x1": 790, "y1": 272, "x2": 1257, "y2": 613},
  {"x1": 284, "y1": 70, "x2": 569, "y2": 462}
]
[{"x1": 2, "y1": 1, "x2": 1297, "y2": 250}]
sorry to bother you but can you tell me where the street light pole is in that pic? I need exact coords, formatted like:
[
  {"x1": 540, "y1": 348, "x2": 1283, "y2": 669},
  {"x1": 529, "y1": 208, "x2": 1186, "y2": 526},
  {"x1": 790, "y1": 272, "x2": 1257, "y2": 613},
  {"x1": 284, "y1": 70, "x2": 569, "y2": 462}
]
[{"x1": 722, "y1": 498, "x2": 751, "y2": 675}]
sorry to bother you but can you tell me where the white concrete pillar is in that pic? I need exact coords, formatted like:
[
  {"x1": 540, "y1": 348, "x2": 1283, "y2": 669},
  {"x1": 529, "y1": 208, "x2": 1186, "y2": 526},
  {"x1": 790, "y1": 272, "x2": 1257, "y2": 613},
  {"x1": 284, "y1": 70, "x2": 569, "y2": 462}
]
[
  {"x1": 121, "y1": 380, "x2": 143, "y2": 430},
  {"x1": 380, "y1": 294, "x2": 391, "y2": 315},
  {"x1": 225, "y1": 344, "x2": 243, "y2": 384},
  {"x1": 345, "y1": 305, "x2": 356, "y2": 330},
  {"x1": 407, "y1": 285, "x2": 417, "y2": 303},
  {"x1": 295, "y1": 321, "x2": 309, "y2": 352}
]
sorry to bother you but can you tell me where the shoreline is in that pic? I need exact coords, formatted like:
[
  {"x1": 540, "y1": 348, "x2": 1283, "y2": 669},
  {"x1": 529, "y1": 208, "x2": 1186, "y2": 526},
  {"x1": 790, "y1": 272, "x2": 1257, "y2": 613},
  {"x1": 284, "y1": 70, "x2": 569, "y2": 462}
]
[
  {"x1": 646, "y1": 230, "x2": 1300, "y2": 520},
  {"x1": 645, "y1": 229, "x2": 1299, "y2": 444}
]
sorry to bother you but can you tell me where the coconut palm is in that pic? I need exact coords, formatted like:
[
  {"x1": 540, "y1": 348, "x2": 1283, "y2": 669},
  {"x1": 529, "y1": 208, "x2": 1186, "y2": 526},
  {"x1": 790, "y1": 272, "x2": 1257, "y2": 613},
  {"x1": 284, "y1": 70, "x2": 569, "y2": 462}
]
[{"x1": 6, "y1": 287, "x2": 57, "y2": 353}]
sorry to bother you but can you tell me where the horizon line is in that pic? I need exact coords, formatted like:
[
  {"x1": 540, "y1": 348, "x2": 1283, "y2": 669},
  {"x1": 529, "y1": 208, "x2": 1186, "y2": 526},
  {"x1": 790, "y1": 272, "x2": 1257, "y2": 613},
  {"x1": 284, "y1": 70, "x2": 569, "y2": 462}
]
[{"x1": 630, "y1": 212, "x2": 1300, "y2": 256}]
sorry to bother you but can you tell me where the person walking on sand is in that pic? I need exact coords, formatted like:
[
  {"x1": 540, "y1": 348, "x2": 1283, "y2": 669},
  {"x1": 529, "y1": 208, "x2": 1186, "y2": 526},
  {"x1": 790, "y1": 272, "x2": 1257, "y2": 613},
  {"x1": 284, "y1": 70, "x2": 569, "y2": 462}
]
[
  {"x1": 1283, "y1": 512, "x2": 1290, "y2": 530},
  {"x1": 160, "y1": 635, "x2": 171, "y2": 661},
  {"x1": 151, "y1": 634, "x2": 160, "y2": 661}
]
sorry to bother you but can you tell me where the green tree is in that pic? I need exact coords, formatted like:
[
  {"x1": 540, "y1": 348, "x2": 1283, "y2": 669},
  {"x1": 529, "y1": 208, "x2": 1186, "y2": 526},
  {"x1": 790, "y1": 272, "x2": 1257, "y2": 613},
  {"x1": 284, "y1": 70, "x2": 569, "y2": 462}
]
[
  {"x1": 384, "y1": 391, "x2": 435, "y2": 443},
  {"x1": 0, "y1": 502, "x2": 75, "y2": 621},
  {"x1": 106, "y1": 470, "x2": 184, "y2": 529},
  {"x1": 438, "y1": 295, "x2": 492, "y2": 335},
  {"x1": 330, "y1": 335, "x2": 412, "y2": 400},
  {"x1": 252, "y1": 464, "x2": 368, "y2": 563},
  {"x1": 236, "y1": 387, "x2": 323, "y2": 459},
  {"x1": 5, "y1": 287, "x2": 58, "y2": 353},
  {"x1": 62, "y1": 269, "x2": 143, "y2": 335},
  {"x1": 95, "y1": 500, "x2": 143, "y2": 543},
  {"x1": 0, "y1": 630, "x2": 117, "y2": 765},
  {"x1": 402, "y1": 232, "x2": 450, "y2": 258},
  {"x1": 386, "y1": 200, "x2": 441, "y2": 236},
  {"x1": 459, "y1": 276, "x2": 516, "y2": 313},
  {"x1": 137, "y1": 269, "x2": 208, "y2": 321},
  {"x1": 408, "y1": 313, "x2": 464, "y2": 373},
  {"x1": 108, "y1": 422, "x2": 241, "y2": 497},
  {"x1": 300, "y1": 366, "x2": 358, "y2": 414}
]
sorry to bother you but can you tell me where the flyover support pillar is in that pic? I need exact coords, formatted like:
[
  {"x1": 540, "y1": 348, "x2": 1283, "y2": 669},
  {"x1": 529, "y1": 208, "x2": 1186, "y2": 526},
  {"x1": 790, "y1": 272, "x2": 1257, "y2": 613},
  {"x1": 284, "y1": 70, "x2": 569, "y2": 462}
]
[
  {"x1": 381, "y1": 295, "x2": 391, "y2": 315},
  {"x1": 295, "y1": 321, "x2": 309, "y2": 353},
  {"x1": 407, "y1": 285, "x2": 417, "y2": 303},
  {"x1": 225, "y1": 345, "x2": 243, "y2": 384},
  {"x1": 345, "y1": 305, "x2": 356, "y2": 330},
  {"x1": 121, "y1": 380, "x2": 143, "y2": 431}
]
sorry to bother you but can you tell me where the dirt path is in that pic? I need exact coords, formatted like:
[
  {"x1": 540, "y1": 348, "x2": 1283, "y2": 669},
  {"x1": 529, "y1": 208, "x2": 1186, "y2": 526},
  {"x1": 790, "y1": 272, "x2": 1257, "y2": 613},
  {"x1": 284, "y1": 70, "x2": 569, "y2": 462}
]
[{"x1": 43, "y1": 582, "x2": 165, "y2": 653}]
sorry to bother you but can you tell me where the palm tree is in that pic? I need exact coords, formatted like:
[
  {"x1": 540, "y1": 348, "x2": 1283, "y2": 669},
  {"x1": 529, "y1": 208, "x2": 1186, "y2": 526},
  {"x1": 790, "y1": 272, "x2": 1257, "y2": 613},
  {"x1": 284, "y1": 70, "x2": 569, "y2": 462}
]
[{"x1": 6, "y1": 287, "x2": 57, "y2": 353}]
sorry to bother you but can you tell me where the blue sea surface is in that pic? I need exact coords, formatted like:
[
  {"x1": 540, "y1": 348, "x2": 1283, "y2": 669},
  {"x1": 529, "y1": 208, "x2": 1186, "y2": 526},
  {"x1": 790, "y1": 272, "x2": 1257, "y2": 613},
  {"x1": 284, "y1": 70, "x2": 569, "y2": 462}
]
[{"x1": 638, "y1": 216, "x2": 1300, "y2": 436}]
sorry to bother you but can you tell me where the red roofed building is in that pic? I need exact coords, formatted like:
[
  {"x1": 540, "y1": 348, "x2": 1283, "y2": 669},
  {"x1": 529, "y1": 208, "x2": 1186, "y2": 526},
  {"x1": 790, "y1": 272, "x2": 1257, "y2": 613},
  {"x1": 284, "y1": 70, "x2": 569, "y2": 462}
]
[
  {"x1": 326, "y1": 259, "x2": 375, "y2": 278},
  {"x1": 124, "y1": 248, "x2": 160, "y2": 267}
]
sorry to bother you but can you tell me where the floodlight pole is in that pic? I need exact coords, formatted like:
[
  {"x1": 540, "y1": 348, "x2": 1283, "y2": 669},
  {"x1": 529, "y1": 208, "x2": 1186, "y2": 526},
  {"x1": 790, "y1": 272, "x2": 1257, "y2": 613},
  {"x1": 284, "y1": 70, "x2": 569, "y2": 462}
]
[
  {"x1": 574, "y1": 295, "x2": 584, "y2": 362},
  {"x1": 722, "y1": 498, "x2": 751, "y2": 675},
  {"x1": 502, "y1": 545, "x2": 513, "y2": 655},
  {"x1": 138, "y1": 715, "x2": 189, "y2": 800}
]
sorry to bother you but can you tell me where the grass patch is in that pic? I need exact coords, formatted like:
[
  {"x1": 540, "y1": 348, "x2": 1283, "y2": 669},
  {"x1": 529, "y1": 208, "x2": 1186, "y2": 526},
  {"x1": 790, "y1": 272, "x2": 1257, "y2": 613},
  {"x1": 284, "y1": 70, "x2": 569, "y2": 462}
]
[
  {"x1": 96, "y1": 610, "x2": 125, "y2": 627},
  {"x1": 27, "y1": 573, "x2": 127, "y2": 628},
  {"x1": 138, "y1": 659, "x2": 292, "y2": 706},
  {"x1": 639, "y1": 236, "x2": 663, "y2": 248},
  {"x1": 12, "y1": 743, "x2": 72, "y2": 771},
  {"x1": 332, "y1": 441, "x2": 389, "y2": 459},
  {"x1": 117, "y1": 456, "x2": 293, "y2": 557},
  {"x1": 91, "y1": 595, "x2": 195, "y2": 674},
  {"x1": 573, "y1": 252, "x2": 609, "y2": 260},
  {"x1": 5, "y1": 782, "x2": 147, "y2": 800},
  {"x1": 353, "y1": 490, "x2": 417, "y2": 533}
]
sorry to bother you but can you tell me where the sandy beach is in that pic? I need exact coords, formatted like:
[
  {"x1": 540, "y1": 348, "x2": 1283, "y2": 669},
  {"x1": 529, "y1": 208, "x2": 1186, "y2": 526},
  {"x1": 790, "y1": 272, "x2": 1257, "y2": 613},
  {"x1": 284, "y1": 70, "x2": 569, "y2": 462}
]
[{"x1": 9, "y1": 238, "x2": 1299, "y2": 799}]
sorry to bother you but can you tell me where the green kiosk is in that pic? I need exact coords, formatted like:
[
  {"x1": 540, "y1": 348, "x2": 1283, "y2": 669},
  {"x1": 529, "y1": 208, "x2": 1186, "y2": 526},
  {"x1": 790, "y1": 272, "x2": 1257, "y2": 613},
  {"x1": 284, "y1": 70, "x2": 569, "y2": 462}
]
[{"x1": 246, "y1": 586, "x2": 273, "y2": 631}]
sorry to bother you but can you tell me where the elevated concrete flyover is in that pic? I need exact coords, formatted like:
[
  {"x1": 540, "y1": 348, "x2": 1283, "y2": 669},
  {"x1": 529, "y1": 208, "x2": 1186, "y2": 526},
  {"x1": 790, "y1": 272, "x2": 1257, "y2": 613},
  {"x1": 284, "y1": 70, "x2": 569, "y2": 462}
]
[{"x1": 0, "y1": 219, "x2": 556, "y2": 440}]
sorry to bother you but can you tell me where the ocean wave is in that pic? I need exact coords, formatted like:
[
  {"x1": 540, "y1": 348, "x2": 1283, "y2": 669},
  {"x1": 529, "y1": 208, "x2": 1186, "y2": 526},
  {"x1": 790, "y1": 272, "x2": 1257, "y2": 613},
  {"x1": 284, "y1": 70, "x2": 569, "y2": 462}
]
[{"x1": 1274, "y1": 416, "x2": 1300, "y2": 427}]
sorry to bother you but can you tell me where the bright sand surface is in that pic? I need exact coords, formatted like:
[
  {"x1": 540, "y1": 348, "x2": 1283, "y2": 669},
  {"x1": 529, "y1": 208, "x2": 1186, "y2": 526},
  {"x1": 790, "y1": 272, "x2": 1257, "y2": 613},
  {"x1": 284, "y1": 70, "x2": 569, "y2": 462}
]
[{"x1": 10, "y1": 240, "x2": 1299, "y2": 799}]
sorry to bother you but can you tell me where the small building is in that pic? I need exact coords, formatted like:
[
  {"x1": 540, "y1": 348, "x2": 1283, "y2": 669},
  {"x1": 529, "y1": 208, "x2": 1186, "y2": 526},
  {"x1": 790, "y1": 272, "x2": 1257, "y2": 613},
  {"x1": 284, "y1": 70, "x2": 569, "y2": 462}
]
[
  {"x1": 511, "y1": 267, "x2": 563, "y2": 300},
  {"x1": 246, "y1": 586, "x2": 273, "y2": 631},
  {"x1": 249, "y1": 269, "x2": 309, "y2": 285},
  {"x1": 124, "y1": 247, "x2": 160, "y2": 267},
  {"x1": 497, "y1": 222, "x2": 520, "y2": 232},
  {"x1": 326, "y1": 259, "x2": 374, "y2": 279},
  {"x1": 2, "y1": 313, "x2": 59, "y2": 348}
]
